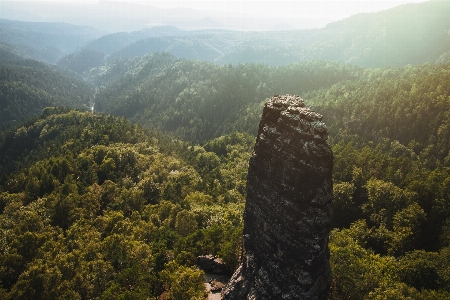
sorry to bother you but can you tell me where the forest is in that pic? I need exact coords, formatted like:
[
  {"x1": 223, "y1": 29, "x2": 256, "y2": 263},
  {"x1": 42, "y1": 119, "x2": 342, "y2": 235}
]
[{"x1": 1, "y1": 0, "x2": 450, "y2": 299}]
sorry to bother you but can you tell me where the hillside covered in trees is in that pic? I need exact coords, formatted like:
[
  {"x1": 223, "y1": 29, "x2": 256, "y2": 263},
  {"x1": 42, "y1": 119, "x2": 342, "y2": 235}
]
[
  {"x1": 1, "y1": 1, "x2": 448, "y2": 72},
  {"x1": 91, "y1": 53, "x2": 361, "y2": 142},
  {"x1": 1, "y1": 0, "x2": 450, "y2": 299},
  {"x1": 1, "y1": 59, "x2": 450, "y2": 298},
  {"x1": 0, "y1": 108, "x2": 251, "y2": 299},
  {"x1": 0, "y1": 59, "x2": 94, "y2": 131},
  {"x1": 56, "y1": 0, "x2": 450, "y2": 71}
]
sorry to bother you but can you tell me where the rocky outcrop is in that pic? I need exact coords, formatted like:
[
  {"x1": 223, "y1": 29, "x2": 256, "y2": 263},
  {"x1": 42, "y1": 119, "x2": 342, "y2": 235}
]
[
  {"x1": 222, "y1": 95, "x2": 333, "y2": 300},
  {"x1": 197, "y1": 255, "x2": 226, "y2": 274}
]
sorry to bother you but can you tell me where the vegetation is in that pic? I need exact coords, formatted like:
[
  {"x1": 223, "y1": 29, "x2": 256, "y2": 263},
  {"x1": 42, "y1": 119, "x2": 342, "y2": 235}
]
[
  {"x1": 1, "y1": 1, "x2": 450, "y2": 298},
  {"x1": 2, "y1": 59, "x2": 450, "y2": 298},
  {"x1": 92, "y1": 53, "x2": 361, "y2": 142},
  {"x1": 0, "y1": 108, "x2": 250, "y2": 299},
  {"x1": 57, "y1": 0, "x2": 450, "y2": 74},
  {"x1": 0, "y1": 59, "x2": 94, "y2": 131}
]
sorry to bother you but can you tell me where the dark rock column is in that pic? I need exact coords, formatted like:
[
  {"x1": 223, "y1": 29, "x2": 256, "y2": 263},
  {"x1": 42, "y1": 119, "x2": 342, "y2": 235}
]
[{"x1": 222, "y1": 95, "x2": 333, "y2": 300}]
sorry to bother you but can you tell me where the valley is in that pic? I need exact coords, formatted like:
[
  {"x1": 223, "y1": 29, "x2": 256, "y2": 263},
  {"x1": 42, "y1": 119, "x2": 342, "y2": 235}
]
[{"x1": 1, "y1": 1, "x2": 450, "y2": 299}]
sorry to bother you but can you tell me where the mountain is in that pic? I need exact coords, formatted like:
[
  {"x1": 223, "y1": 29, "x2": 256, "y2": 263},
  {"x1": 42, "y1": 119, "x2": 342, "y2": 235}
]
[
  {"x1": 319, "y1": 0, "x2": 450, "y2": 67},
  {"x1": 315, "y1": 61, "x2": 450, "y2": 167},
  {"x1": 0, "y1": 19, "x2": 104, "y2": 63},
  {"x1": 56, "y1": 49, "x2": 106, "y2": 74},
  {"x1": 0, "y1": 1, "x2": 327, "y2": 32},
  {"x1": 216, "y1": 0, "x2": 450, "y2": 67},
  {"x1": 0, "y1": 107, "x2": 251, "y2": 299},
  {"x1": 82, "y1": 26, "x2": 184, "y2": 55},
  {"x1": 2, "y1": 1, "x2": 450, "y2": 299},
  {"x1": 1, "y1": 1, "x2": 448, "y2": 70},
  {"x1": 0, "y1": 59, "x2": 95, "y2": 131},
  {"x1": 0, "y1": 43, "x2": 29, "y2": 61},
  {"x1": 89, "y1": 53, "x2": 360, "y2": 142},
  {"x1": 106, "y1": 35, "x2": 227, "y2": 62},
  {"x1": 52, "y1": 0, "x2": 450, "y2": 75}
]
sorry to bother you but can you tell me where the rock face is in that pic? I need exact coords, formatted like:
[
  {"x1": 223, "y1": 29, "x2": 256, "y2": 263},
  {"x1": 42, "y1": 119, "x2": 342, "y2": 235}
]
[
  {"x1": 197, "y1": 255, "x2": 226, "y2": 274},
  {"x1": 222, "y1": 95, "x2": 333, "y2": 300}
]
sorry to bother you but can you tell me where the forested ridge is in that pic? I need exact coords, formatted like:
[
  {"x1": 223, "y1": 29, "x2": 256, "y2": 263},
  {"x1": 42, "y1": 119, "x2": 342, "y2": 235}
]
[
  {"x1": 0, "y1": 108, "x2": 251, "y2": 299},
  {"x1": 1, "y1": 58, "x2": 450, "y2": 298},
  {"x1": 51, "y1": 0, "x2": 450, "y2": 72},
  {"x1": 0, "y1": 59, "x2": 94, "y2": 131},
  {"x1": 0, "y1": 19, "x2": 103, "y2": 64},
  {"x1": 92, "y1": 53, "x2": 361, "y2": 142},
  {"x1": 315, "y1": 62, "x2": 450, "y2": 167},
  {"x1": 315, "y1": 62, "x2": 450, "y2": 299}
]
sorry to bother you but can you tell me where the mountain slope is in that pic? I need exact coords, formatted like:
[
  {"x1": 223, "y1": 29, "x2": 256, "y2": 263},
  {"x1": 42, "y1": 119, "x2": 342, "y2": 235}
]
[
  {"x1": 0, "y1": 59, "x2": 94, "y2": 131},
  {"x1": 58, "y1": 0, "x2": 450, "y2": 71},
  {"x1": 314, "y1": 61, "x2": 450, "y2": 167},
  {"x1": 91, "y1": 53, "x2": 361, "y2": 142},
  {"x1": 0, "y1": 19, "x2": 103, "y2": 63},
  {"x1": 0, "y1": 107, "x2": 249, "y2": 299}
]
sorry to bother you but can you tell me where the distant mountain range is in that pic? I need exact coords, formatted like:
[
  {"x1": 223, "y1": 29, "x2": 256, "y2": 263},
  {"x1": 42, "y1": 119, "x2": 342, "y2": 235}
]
[
  {"x1": 0, "y1": 19, "x2": 104, "y2": 64},
  {"x1": 0, "y1": 1, "x2": 330, "y2": 32},
  {"x1": 0, "y1": 1, "x2": 449, "y2": 68}
]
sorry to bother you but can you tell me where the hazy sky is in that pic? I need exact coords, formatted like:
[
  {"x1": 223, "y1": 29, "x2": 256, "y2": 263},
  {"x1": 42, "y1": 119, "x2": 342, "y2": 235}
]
[{"x1": 17, "y1": 0, "x2": 428, "y2": 21}]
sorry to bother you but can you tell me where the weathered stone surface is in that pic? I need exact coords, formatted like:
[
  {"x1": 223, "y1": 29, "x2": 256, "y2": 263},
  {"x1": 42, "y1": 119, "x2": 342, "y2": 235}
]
[
  {"x1": 222, "y1": 95, "x2": 333, "y2": 300},
  {"x1": 198, "y1": 255, "x2": 226, "y2": 274}
]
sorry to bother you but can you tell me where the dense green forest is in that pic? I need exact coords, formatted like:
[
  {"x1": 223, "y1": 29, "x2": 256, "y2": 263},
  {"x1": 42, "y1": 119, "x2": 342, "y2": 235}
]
[
  {"x1": 0, "y1": 108, "x2": 251, "y2": 299},
  {"x1": 91, "y1": 53, "x2": 361, "y2": 142},
  {"x1": 90, "y1": 57, "x2": 450, "y2": 298},
  {"x1": 1, "y1": 0, "x2": 450, "y2": 298},
  {"x1": 1, "y1": 59, "x2": 450, "y2": 298},
  {"x1": 0, "y1": 59, "x2": 94, "y2": 131}
]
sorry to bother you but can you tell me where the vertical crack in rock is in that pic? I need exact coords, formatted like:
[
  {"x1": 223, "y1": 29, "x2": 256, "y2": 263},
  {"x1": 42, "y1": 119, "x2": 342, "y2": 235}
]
[{"x1": 222, "y1": 95, "x2": 333, "y2": 300}]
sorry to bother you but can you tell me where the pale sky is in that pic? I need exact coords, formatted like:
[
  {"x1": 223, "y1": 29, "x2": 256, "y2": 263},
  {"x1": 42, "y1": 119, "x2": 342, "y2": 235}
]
[{"x1": 16, "y1": 0, "x2": 428, "y2": 20}]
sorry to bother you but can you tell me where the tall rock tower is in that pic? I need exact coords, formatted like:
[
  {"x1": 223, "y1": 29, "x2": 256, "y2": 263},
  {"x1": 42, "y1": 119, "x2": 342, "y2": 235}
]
[{"x1": 222, "y1": 95, "x2": 333, "y2": 300}]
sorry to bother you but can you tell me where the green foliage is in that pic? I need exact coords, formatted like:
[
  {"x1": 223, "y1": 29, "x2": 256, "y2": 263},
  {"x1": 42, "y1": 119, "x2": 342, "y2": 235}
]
[
  {"x1": 329, "y1": 225, "x2": 396, "y2": 300},
  {"x1": 0, "y1": 110, "x2": 246, "y2": 298},
  {"x1": 332, "y1": 182, "x2": 358, "y2": 228},
  {"x1": 2, "y1": 11, "x2": 450, "y2": 297},
  {"x1": 0, "y1": 60, "x2": 95, "y2": 131},
  {"x1": 92, "y1": 53, "x2": 361, "y2": 142},
  {"x1": 314, "y1": 60, "x2": 450, "y2": 298},
  {"x1": 396, "y1": 250, "x2": 440, "y2": 291},
  {"x1": 363, "y1": 179, "x2": 417, "y2": 227},
  {"x1": 317, "y1": 63, "x2": 450, "y2": 167},
  {"x1": 160, "y1": 261, "x2": 206, "y2": 300}
]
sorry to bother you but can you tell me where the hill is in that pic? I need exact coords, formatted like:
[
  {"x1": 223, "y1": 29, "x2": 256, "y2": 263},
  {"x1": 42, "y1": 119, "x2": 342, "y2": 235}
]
[
  {"x1": 0, "y1": 107, "x2": 251, "y2": 299},
  {"x1": 90, "y1": 53, "x2": 361, "y2": 142},
  {"x1": 0, "y1": 59, "x2": 95, "y2": 131},
  {"x1": 0, "y1": 19, "x2": 104, "y2": 64},
  {"x1": 2, "y1": 1, "x2": 450, "y2": 298},
  {"x1": 82, "y1": 26, "x2": 185, "y2": 55},
  {"x1": 1, "y1": 69, "x2": 450, "y2": 297},
  {"x1": 216, "y1": 0, "x2": 450, "y2": 67},
  {"x1": 54, "y1": 0, "x2": 450, "y2": 74},
  {"x1": 0, "y1": 1, "x2": 447, "y2": 72},
  {"x1": 314, "y1": 62, "x2": 450, "y2": 167}
]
